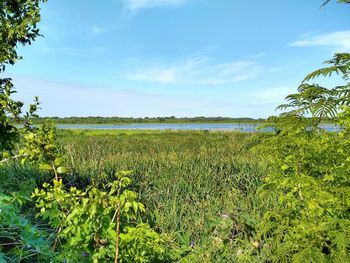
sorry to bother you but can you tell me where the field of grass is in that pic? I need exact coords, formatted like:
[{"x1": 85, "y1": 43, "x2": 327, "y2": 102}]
[
  {"x1": 0, "y1": 129, "x2": 270, "y2": 261},
  {"x1": 3, "y1": 125, "x2": 348, "y2": 262},
  {"x1": 60, "y1": 129, "x2": 167, "y2": 135},
  {"x1": 54, "y1": 129, "x2": 268, "y2": 260}
]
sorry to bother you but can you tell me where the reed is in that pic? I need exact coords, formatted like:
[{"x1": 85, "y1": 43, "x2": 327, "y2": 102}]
[{"x1": 57, "y1": 130, "x2": 267, "y2": 245}]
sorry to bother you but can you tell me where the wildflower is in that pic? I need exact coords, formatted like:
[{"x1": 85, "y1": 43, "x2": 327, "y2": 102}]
[
  {"x1": 190, "y1": 240, "x2": 196, "y2": 248},
  {"x1": 221, "y1": 213, "x2": 229, "y2": 219},
  {"x1": 82, "y1": 251, "x2": 90, "y2": 257},
  {"x1": 251, "y1": 240, "x2": 260, "y2": 249},
  {"x1": 236, "y1": 249, "x2": 243, "y2": 256}
]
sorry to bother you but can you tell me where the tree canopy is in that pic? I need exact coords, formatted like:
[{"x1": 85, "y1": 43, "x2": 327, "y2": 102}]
[
  {"x1": 0, "y1": 0, "x2": 46, "y2": 72},
  {"x1": 1, "y1": 0, "x2": 45, "y2": 158}
]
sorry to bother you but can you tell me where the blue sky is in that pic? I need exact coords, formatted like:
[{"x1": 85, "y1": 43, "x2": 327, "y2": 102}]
[{"x1": 7, "y1": 0, "x2": 350, "y2": 117}]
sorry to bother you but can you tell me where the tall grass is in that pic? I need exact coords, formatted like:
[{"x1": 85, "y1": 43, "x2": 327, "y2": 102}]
[{"x1": 57, "y1": 130, "x2": 268, "y2": 248}]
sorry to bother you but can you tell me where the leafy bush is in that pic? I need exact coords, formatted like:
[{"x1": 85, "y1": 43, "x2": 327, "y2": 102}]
[
  {"x1": 119, "y1": 223, "x2": 182, "y2": 262},
  {"x1": 234, "y1": 54, "x2": 350, "y2": 262},
  {"x1": 32, "y1": 171, "x2": 182, "y2": 262},
  {"x1": 0, "y1": 193, "x2": 52, "y2": 262}
]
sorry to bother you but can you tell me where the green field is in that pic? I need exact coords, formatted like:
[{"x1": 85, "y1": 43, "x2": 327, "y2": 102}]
[
  {"x1": 2, "y1": 123, "x2": 349, "y2": 262},
  {"x1": 57, "y1": 130, "x2": 267, "y2": 261},
  {"x1": 0, "y1": 130, "x2": 267, "y2": 262},
  {"x1": 58, "y1": 130, "x2": 266, "y2": 232},
  {"x1": 0, "y1": 129, "x2": 268, "y2": 261},
  {"x1": 2, "y1": 1, "x2": 350, "y2": 262}
]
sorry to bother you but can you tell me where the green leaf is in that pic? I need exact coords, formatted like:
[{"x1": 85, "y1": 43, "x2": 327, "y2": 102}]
[
  {"x1": 281, "y1": 165, "x2": 289, "y2": 171},
  {"x1": 56, "y1": 166, "x2": 68, "y2": 174},
  {"x1": 54, "y1": 157, "x2": 64, "y2": 166},
  {"x1": 39, "y1": 163, "x2": 52, "y2": 171}
]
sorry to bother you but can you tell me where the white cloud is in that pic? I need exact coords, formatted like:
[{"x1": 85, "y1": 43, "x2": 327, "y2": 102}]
[
  {"x1": 124, "y1": 0, "x2": 187, "y2": 12},
  {"x1": 91, "y1": 25, "x2": 107, "y2": 34},
  {"x1": 289, "y1": 30, "x2": 350, "y2": 52},
  {"x1": 129, "y1": 69, "x2": 176, "y2": 84},
  {"x1": 250, "y1": 52, "x2": 265, "y2": 58},
  {"x1": 126, "y1": 56, "x2": 264, "y2": 86}
]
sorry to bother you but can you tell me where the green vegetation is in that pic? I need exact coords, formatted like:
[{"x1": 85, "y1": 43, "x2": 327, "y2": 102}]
[
  {"x1": 1, "y1": 0, "x2": 349, "y2": 262},
  {"x1": 57, "y1": 130, "x2": 265, "y2": 243},
  {"x1": 60, "y1": 129, "x2": 168, "y2": 136},
  {"x1": 2, "y1": 128, "x2": 266, "y2": 262},
  {"x1": 27, "y1": 116, "x2": 265, "y2": 125},
  {"x1": 239, "y1": 53, "x2": 350, "y2": 262},
  {"x1": 32, "y1": 171, "x2": 182, "y2": 262}
]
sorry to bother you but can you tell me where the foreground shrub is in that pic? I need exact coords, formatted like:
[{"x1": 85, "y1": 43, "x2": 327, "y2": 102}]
[
  {"x1": 0, "y1": 193, "x2": 51, "y2": 262},
  {"x1": 32, "y1": 171, "x2": 183, "y2": 262}
]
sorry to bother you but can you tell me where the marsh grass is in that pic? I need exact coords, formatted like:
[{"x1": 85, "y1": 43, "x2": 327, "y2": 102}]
[{"x1": 57, "y1": 130, "x2": 268, "y2": 248}]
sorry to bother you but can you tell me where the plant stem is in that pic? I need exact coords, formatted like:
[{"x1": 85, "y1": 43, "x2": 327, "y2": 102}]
[
  {"x1": 0, "y1": 242, "x2": 21, "y2": 246},
  {"x1": 52, "y1": 163, "x2": 58, "y2": 181},
  {"x1": 53, "y1": 227, "x2": 62, "y2": 250},
  {"x1": 115, "y1": 206, "x2": 120, "y2": 263},
  {"x1": 0, "y1": 154, "x2": 28, "y2": 164}
]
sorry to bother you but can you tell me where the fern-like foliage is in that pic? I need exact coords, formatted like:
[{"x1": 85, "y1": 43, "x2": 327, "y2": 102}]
[
  {"x1": 277, "y1": 53, "x2": 350, "y2": 119},
  {"x1": 245, "y1": 54, "x2": 350, "y2": 263}
]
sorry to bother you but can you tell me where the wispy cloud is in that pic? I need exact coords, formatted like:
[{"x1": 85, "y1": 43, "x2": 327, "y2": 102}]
[
  {"x1": 250, "y1": 52, "x2": 265, "y2": 59},
  {"x1": 289, "y1": 30, "x2": 350, "y2": 52},
  {"x1": 127, "y1": 56, "x2": 264, "y2": 86},
  {"x1": 90, "y1": 25, "x2": 107, "y2": 34},
  {"x1": 129, "y1": 68, "x2": 176, "y2": 84},
  {"x1": 124, "y1": 0, "x2": 187, "y2": 12}
]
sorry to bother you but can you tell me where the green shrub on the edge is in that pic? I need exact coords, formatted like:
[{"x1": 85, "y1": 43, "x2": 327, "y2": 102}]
[
  {"x1": 234, "y1": 54, "x2": 350, "y2": 262},
  {"x1": 32, "y1": 170, "x2": 184, "y2": 262},
  {"x1": 0, "y1": 193, "x2": 52, "y2": 262},
  {"x1": 255, "y1": 116, "x2": 349, "y2": 262}
]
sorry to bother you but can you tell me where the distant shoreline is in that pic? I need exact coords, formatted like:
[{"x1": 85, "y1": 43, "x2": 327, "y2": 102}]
[
  {"x1": 53, "y1": 121, "x2": 264, "y2": 125},
  {"x1": 17, "y1": 117, "x2": 266, "y2": 125},
  {"x1": 13, "y1": 116, "x2": 335, "y2": 126}
]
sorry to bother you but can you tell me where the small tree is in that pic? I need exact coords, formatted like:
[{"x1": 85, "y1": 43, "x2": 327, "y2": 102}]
[
  {"x1": 236, "y1": 53, "x2": 350, "y2": 262},
  {"x1": 0, "y1": 0, "x2": 47, "y2": 161}
]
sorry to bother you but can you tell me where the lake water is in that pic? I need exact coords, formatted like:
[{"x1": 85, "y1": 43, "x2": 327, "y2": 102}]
[{"x1": 56, "y1": 123, "x2": 341, "y2": 132}]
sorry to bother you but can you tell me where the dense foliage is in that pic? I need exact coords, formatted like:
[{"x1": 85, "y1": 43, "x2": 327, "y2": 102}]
[
  {"x1": 0, "y1": 0, "x2": 46, "y2": 70},
  {"x1": 0, "y1": 1, "x2": 54, "y2": 261},
  {"x1": 0, "y1": 192, "x2": 52, "y2": 261},
  {"x1": 32, "y1": 171, "x2": 182, "y2": 262},
  {"x1": 232, "y1": 53, "x2": 350, "y2": 262},
  {"x1": 55, "y1": 130, "x2": 266, "y2": 262},
  {"x1": 0, "y1": 1, "x2": 185, "y2": 261},
  {"x1": 1, "y1": 0, "x2": 349, "y2": 262}
]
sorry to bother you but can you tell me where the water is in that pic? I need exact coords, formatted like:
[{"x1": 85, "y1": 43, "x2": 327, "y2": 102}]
[{"x1": 56, "y1": 123, "x2": 341, "y2": 132}]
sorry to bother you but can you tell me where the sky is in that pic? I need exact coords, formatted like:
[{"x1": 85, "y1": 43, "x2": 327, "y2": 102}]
[{"x1": 6, "y1": 0, "x2": 350, "y2": 118}]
